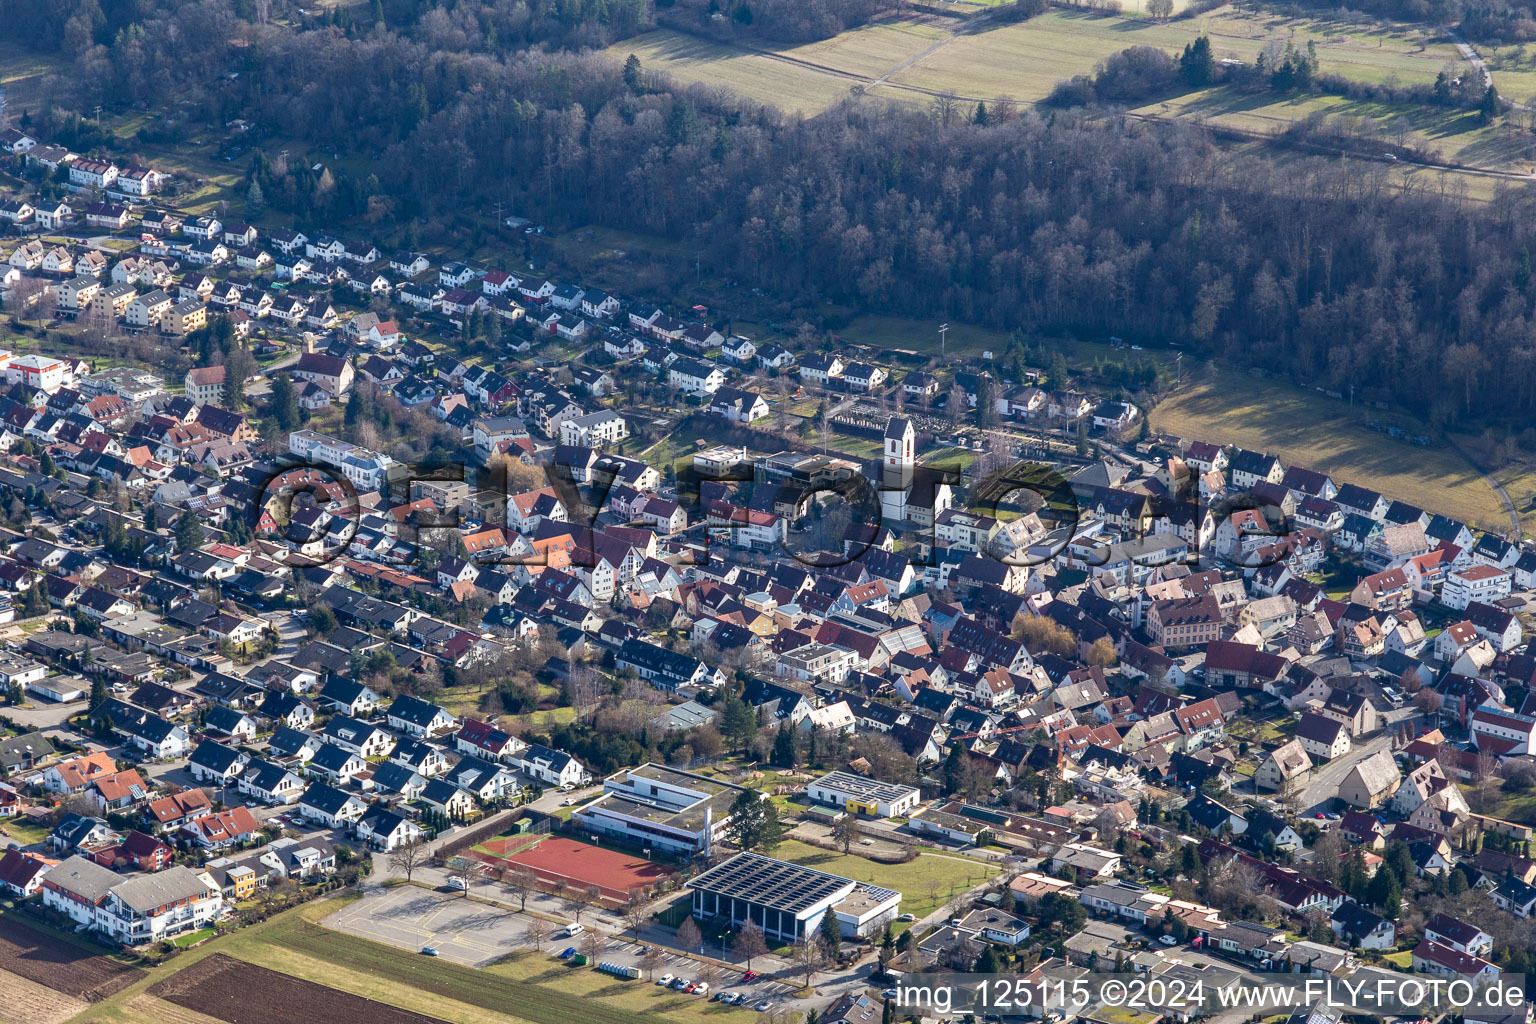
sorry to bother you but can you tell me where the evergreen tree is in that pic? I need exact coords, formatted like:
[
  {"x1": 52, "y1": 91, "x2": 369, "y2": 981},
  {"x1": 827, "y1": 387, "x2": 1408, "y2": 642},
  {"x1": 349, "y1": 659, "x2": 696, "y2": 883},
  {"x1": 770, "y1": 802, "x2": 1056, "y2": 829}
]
[
  {"x1": 269, "y1": 372, "x2": 300, "y2": 431},
  {"x1": 1367, "y1": 866, "x2": 1402, "y2": 917},
  {"x1": 943, "y1": 743, "x2": 971, "y2": 795},
  {"x1": 975, "y1": 944, "x2": 1001, "y2": 973},
  {"x1": 174, "y1": 513, "x2": 205, "y2": 553},
  {"x1": 973, "y1": 101, "x2": 989, "y2": 126},
  {"x1": 246, "y1": 179, "x2": 266, "y2": 216},
  {"x1": 1479, "y1": 83, "x2": 1501, "y2": 123},
  {"x1": 819, "y1": 903, "x2": 841, "y2": 954},
  {"x1": 721, "y1": 690, "x2": 757, "y2": 749},
  {"x1": 345, "y1": 389, "x2": 367, "y2": 430},
  {"x1": 668, "y1": 99, "x2": 701, "y2": 145},
  {"x1": 227, "y1": 358, "x2": 248, "y2": 411},
  {"x1": 144, "y1": 504, "x2": 159, "y2": 532},
  {"x1": 770, "y1": 722, "x2": 798, "y2": 768},
  {"x1": 89, "y1": 674, "x2": 109, "y2": 709},
  {"x1": 21, "y1": 584, "x2": 48, "y2": 617},
  {"x1": 725, "y1": 788, "x2": 783, "y2": 853},
  {"x1": 623, "y1": 53, "x2": 643, "y2": 94},
  {"x1": 1179, "y1": 36, "x2": 1214, "y2": 87}
]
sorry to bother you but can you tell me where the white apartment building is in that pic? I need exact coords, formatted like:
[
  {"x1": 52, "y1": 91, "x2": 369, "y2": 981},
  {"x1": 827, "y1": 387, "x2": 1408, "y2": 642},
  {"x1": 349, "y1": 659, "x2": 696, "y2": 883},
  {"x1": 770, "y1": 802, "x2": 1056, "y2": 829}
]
[
  {"x1": 288, "y1": 430, "x2": 400, "y2": 490},
  {"x1": 775, "y1": 643, "x2": 857, "y2": 685},
  {"x1": 42, "y1": 856, "x2": 224, "y2": 946},
  {"x1": 1440, "y1": 564, "x2": 1512, "y2": 611}
]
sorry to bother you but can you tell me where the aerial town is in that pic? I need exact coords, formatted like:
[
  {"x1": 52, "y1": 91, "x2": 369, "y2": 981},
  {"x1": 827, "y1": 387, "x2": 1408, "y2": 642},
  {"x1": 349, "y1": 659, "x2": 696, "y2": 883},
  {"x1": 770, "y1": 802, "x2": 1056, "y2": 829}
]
[{"x1": 1, "y1": 119, "x2": 1536, "y2": 1024}]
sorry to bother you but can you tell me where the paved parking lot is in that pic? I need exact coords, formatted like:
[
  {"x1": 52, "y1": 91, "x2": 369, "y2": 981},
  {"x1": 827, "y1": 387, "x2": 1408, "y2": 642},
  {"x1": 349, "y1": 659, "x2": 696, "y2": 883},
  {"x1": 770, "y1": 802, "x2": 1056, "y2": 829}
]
[
  {"x1": 326, "y1": 886, "x2": 534, "y2": 966},
  {"x1": 322, "y1": 884, "x2": 799, "y2": 1007}
]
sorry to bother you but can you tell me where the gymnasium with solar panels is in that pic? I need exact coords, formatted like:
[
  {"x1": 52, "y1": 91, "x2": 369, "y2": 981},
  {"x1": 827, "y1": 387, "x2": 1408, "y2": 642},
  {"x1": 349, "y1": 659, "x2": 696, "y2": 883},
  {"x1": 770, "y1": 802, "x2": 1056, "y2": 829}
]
[{"x1": 685, "y1": 852, "x2": 902, "y2": 942}]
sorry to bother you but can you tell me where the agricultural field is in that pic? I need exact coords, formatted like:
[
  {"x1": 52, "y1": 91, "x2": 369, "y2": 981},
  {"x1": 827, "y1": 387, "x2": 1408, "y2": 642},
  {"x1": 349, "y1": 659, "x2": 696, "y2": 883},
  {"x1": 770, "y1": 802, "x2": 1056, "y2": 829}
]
[
  {"x1": 0, "y1": 915, "x2": 142, "y2": 1003},
  {"x1": 1148, "y1": 364, "x2": 1511, "y2": 531},
  {"x1": 612, "y1": 5, "x2": 1470, "y2": 117},
  {"x1": 150, "y1": 953, "x2": 450, "y2": 1024},
  {"x1": 73, "y1": 896, "x2": 756, "y2": 1024},
  {"x1": 0, "y1": 969, "x2": 90, "y2": 1024},
  {"x1": 1135, "y1": 88, "x2": 1536, "y2": 174},
  {"x1": 614, "y1": 31, "x2": 862, "y2": 116},
  {"x1": 883, "y1": 8, "x2": 1459, "y2": 99}
]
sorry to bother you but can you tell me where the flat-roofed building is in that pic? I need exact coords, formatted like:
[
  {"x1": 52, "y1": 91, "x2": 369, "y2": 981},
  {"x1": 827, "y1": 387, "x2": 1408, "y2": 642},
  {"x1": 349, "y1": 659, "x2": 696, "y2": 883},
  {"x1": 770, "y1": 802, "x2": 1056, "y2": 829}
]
[
  {"x1": 573, "y1": 762, "x2": 744, "y2": 856},
  {"x1": 687, "y1": 851, "x2": 901, "y2": 942},
  {"x1": 805, "y1": 771, "x2": 921, "y2": 819}
]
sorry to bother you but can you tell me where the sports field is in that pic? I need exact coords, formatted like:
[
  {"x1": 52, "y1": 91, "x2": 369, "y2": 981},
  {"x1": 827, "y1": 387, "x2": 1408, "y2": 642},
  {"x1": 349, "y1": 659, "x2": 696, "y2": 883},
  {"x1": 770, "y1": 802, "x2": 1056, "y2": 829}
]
[{"x1": 474, "y1": 836, "x2": 676, "y2": 904}]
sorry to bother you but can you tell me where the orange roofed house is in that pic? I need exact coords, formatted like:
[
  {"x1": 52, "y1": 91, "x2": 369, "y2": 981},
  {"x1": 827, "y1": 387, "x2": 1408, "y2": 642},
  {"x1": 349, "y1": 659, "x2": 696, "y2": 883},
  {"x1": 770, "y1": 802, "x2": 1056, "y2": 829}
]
[{"x1": 41, "y1": 752, "x2": 118, "y2": 795}]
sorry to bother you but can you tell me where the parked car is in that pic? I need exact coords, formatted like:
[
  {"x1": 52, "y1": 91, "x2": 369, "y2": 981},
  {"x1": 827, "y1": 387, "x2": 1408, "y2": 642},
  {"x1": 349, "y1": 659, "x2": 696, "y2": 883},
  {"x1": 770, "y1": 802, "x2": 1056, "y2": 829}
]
[
  {"x1": 657, "y1": 974, "x2": 674, "y2": 987},
  {"x1": 1157, "y1": 935, "x2": 1178, "y2": 947},
  {"x1": 559, "y1": 947, "x2": 577, "y2": 959},
  {"x1": 420, "y1": 946, "x2": 439, "y2": 957}
]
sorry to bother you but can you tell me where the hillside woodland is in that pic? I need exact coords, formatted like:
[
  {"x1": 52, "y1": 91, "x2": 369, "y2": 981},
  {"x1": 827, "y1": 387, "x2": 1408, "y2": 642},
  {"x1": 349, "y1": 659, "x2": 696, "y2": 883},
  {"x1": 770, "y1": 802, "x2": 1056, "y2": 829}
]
[{"x1": 8, "y1": 0, "x2": 1536, "y2": 437}]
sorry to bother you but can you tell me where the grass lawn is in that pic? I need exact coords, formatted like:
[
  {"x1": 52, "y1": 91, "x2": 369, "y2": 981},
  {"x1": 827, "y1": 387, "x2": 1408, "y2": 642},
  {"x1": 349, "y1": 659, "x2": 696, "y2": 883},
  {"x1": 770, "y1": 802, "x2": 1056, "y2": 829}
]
[
  {"x1": 834, "y1": 314, "x2": 1175, "y2": 375},
  {"x1": 507, "y1": 705, "x2": 579, "y2": 732},
  {"x1": 437, "y1": 679, "x2": 499, "y2": 718},
  {"x1": 1381, "y1": 950, "x2": 1413, "y2": 968},
  {"x1": 1474, "y1": 788, "x2": 1536, "y2": 826},
  {"x1": 888, "y1": 8, "x2": 1460, "y2": 99},
  {"x1": 171, "y1": 929, "x2": 216, "y2": 950},
  {"x1": 834, "y1": 314, "x2": 1008, "y2": 359},
  {"x1": 1136, "y1": 86, "x2": 1536, "y2": 173},
  {"x1": 0, "y1": 818, "x2": 51, "y2": 846},
  {"x1": 0, "y1": 42, "x2": 56, "y2": 109},
  {"x1": 922, "y1": 446, "x2": 980, "y2": 472},
  {"x1": 1149, "y1": 363, "x2": 1509, "y2": 531},
  {"x1": 610, "y1": 30, "x2": 863, "y2": 117},
  {"x1": 769, "y1": 838, "x2": 990, "y2": 916},
  {"x1": 610, "y1": 5, "x2": 1466, "y2": 116},
  {"x1": 73, "y1": 896, "x2": 756, "y2": 1024},
  {"x1": 1493, "y1": 461, "x2": 1536, "y2": 539}
]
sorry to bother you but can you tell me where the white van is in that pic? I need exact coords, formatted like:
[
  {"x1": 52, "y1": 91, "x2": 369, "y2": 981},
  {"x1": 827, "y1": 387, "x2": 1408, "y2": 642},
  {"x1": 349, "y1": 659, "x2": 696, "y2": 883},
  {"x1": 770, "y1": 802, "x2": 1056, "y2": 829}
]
[{"x1": 561, "y1": 923, "x2": 584, "y2": 938}]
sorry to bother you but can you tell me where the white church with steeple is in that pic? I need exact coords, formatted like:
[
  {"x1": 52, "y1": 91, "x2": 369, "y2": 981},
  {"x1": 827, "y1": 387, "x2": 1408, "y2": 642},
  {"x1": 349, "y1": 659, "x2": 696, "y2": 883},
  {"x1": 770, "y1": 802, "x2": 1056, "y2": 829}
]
[{"x1": 880, "y1": 415, "x2": 952, "y2": 528}]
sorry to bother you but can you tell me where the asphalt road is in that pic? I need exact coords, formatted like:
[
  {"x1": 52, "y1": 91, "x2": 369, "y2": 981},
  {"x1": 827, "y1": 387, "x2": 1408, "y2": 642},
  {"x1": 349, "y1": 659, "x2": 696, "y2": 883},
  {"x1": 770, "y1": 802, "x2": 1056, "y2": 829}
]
[{"x1": 1291, "y1": 706, "x2": 1420, "y2": 813}]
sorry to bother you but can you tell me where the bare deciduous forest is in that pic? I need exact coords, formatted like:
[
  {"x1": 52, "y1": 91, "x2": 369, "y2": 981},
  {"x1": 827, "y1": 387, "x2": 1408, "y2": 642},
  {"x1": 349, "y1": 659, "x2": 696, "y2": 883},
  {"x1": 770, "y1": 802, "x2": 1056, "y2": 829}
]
[{"x1": 9, "y1": 0, "x2": 1536, "y2": 436}]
